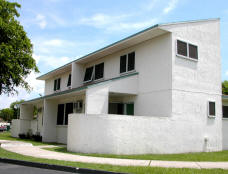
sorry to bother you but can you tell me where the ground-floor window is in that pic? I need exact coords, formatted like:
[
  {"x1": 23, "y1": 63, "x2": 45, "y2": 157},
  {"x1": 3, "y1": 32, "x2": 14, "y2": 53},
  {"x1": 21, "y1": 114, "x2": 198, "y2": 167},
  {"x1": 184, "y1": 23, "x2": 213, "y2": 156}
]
[
  {"x1": 223, "y1": 105, "x2": 228, "y2": 118},
  {"x1": 108, "y1": 103, "x2": 134, "y2": 115},
  {"x1": 57, "y1": 103, "x2": 73, "y2": 125}
]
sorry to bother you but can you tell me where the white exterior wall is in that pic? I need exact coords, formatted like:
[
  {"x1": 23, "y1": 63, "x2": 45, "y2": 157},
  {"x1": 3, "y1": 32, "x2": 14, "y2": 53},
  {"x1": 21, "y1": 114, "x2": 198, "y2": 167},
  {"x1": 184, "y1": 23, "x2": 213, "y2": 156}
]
[
  {"x1": 44, "y1": 71, "x2": 71, "y2": 95},
  {"x1": 162, "y1": 20, "x2": 222, "y2": 152},
  {"x1": 83, "y1": 33, "x2": 172, "y2": 117},
  {"x1": 68, "y1": 114, "x2": 220, "y2": 154},
  {"x1": 56, "y1": 126, "x2": 68, "y2": 144},
  {"x1": 11, "y1": 119, "x2": 20, "y2": 138}
]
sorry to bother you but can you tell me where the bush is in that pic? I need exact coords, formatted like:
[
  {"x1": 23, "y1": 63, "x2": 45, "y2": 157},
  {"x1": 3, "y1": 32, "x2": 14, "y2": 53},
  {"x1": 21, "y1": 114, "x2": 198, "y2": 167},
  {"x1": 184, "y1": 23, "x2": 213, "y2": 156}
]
[
  {"x1": 32, "y1": 134, "x2": 42, "y2": 142},
  {"x1": 18, "y1": 133, "x2": 26, "y2": 139}
]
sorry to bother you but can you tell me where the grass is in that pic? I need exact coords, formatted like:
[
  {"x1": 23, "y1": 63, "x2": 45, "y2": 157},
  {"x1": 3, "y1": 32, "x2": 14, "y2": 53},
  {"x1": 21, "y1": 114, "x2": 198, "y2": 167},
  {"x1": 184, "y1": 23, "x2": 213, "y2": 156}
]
[
  {"x1": 0, "y1": 147, "x2": 228, "y2": 174},
  {"x1": 43, "y1": 147, "x2": 228, "y2": 162},
  {"x1": 0, "y1": 131, "x2": 60, "y2": 146}
]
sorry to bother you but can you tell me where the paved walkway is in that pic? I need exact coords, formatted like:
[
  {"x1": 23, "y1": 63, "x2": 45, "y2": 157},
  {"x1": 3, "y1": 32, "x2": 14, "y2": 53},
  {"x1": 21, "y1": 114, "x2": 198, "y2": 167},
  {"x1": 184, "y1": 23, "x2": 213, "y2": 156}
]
[{"x1": 1, "y1": 140, "x2": 228, "y2": 169}]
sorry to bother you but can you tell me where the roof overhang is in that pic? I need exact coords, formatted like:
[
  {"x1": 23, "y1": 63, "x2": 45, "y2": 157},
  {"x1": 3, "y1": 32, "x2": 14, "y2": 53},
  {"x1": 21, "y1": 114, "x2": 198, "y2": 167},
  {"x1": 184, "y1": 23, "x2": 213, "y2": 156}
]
[
  {"x1": 75, "y1": 27, "x2": 168, "y2": 64},
  {"x1": 37, "y1": 25, "x2": 169, "y2": 80}
]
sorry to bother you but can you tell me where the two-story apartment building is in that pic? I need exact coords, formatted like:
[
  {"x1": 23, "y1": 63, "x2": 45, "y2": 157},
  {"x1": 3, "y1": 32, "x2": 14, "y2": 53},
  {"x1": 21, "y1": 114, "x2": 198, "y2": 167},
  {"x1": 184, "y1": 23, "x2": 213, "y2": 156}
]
[{"x1": 11, "y1": 18, "x2": 228, "y2": 154}]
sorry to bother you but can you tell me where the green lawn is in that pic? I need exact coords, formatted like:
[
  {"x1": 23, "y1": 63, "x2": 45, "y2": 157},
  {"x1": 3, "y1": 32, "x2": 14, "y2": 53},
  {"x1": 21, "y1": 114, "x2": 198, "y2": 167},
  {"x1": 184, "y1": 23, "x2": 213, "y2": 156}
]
[
  {"x1": 0, "y1": 147, "x2": 228, "y2": 174},
  {"x1": 0, "y1": 131, "x2": 60, "y2": 146},
  {"x1": 43, "y1": 147, "x2": 228, "y2": 162}
]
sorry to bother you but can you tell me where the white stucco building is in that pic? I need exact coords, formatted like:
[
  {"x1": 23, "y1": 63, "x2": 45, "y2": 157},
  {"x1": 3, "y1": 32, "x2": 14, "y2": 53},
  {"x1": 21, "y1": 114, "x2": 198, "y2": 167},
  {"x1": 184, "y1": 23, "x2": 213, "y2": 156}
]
[{"x1": 11, "y1": 18, "x2": 228, "y2": 154}]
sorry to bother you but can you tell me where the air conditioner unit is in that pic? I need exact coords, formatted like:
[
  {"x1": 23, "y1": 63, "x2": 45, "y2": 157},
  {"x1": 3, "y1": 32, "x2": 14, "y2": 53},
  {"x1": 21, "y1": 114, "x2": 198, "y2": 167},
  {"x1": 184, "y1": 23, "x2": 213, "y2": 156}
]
[{"x1": 74, "y1": 100, "x2": 83, "y2": 110}]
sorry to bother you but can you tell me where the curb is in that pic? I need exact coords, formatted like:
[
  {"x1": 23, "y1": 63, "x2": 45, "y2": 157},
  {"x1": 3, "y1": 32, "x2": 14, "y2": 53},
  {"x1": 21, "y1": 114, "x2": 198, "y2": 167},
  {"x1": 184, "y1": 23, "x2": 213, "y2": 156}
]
[{"x1": 0, "y1": 158, "x2": 128, "y2": 174}]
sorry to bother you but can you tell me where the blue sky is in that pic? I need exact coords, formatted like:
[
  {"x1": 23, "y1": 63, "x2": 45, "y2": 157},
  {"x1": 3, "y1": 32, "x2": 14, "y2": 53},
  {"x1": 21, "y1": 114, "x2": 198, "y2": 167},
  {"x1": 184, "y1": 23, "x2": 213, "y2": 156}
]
[{"x1": 0, "y1": 0, "x2": 228, "y2": 109}]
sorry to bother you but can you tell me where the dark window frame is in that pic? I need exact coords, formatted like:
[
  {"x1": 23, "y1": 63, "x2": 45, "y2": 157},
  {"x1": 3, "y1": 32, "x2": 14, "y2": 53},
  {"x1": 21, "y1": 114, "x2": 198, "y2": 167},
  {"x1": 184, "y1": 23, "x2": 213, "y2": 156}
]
[
  {"x1": 94, "y1": 62, "x2": 104, "y2": 80},
  {"x1": 120, "y1": 51, "x2": 135, "y2": 74},
  {"x1": 176, "y1": 39, "x2": 198, "y2": 60},
  {"x1": 54, "y1": 78, "x2": 61, "y2": 91},
  {"x1": 83, "y1": 66, "x2": 94, "y2": 83},
  {"x1": 67, "y1": 74, "x2": 71, "y2": 87},
  {"x1": 223, "y1": 105, "x2": 228, "y2": 118},
  {"x1": 208, "y1": 101, "x2": 216, "y2": 117},
  {"x1": 84, "y1": 62, "x2": 104, "y2": 83}
]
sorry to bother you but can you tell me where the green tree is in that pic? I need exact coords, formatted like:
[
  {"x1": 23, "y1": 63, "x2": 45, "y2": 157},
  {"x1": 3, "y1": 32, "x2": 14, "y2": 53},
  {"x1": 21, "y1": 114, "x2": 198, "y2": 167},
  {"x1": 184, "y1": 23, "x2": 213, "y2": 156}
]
[
  {"x1": 222, "y1": 80, "x2": 228, "y2": 95},
  {"x1": 10, "y1": 99, "x2": 25, "y2": 119},
  {"x1": 0, "y1": 108, "x2": 14, "y2": 122},
  {"x1": 0, "y1": 0, "x2": 39, "y2": 95}
]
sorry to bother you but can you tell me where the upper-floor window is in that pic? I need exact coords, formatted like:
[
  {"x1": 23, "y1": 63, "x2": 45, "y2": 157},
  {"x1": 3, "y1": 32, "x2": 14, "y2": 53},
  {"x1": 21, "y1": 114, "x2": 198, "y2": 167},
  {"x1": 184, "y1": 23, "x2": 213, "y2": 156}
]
[
  {"x1": 120, "y1": 52, "x2": 135, "y2": 74},
  {"x1": 208, "y1": 101, "x2": 216, "y2": 117},
  {"x1": 223, "y1": 105, "x2": 228, "y2": 118},
  {"x1": 67, "y1": 74, "x2": 71, "y2": 87},
  {"x1": 54, "y1": 78, "x2": 61, "y2": 91},
  {"x1": 83, "y1": 62, "x2": 104, "y2": 83},
  {"x1": 176, "y1": 40, "x2": 198, "y2": 60}
]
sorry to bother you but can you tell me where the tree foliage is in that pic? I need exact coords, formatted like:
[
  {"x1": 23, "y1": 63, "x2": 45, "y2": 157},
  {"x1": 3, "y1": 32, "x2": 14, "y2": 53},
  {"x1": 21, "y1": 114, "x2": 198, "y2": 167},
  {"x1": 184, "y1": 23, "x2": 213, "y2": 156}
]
[
  {"x1": 222, "y1": 80, "x2": 228, "y2": 95},
  {"x1": 0, "y1": 108, "x2": 14, "y2": 122},
  {"x1": 10, "y1": 99, "x2": 25, "y2": 119},
  {"x1": 0, "y1": 0, "x2": 39, "y2": 95}
]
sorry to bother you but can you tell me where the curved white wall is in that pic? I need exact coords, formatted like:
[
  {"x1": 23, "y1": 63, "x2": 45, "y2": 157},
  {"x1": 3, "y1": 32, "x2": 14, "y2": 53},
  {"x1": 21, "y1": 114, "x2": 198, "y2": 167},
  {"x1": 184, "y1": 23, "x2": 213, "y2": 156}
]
[{"x1": 67, "y1": 114, "x2": 222, "y2": 154}]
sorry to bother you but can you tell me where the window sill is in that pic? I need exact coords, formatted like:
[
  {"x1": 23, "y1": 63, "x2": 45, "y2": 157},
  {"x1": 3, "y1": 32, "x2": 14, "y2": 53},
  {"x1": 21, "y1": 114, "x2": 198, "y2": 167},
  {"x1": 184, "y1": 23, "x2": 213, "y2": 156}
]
[
  {"x1": 176, "y1": 54, "x2": 198, "y2": 62},
  {"x1": 208, "y1": 115, "x2": 216, "y2": 119},
  {"x1": 56, "y1": 125, "x2": 68, "y2": 127},
  {"x1": 120, "y1": 70, "x2": 136, "y2": 76}
]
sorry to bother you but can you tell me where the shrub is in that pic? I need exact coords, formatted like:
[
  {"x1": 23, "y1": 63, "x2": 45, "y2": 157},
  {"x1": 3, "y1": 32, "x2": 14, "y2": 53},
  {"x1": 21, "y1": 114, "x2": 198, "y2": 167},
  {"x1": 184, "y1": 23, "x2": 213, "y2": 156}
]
[{"x1": 18, "y1": 133, "x2": 26, "y2": 139}]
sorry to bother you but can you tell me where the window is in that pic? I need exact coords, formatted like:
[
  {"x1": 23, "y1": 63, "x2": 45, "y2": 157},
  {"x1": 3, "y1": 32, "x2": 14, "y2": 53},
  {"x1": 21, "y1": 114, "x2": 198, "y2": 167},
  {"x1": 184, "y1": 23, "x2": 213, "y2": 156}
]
[
  {"x1": 120, "y1": 52, "x2": 135, "y2": 74},
  {"x1": 54, "y1": 78, "x2": 61, "y2": 91},
  {"x1": 95, "y1": 63, "x2": 104, "y2": 80},
  {"x1": 189, "y1": 44, "x2": 198, "y2": 59},
  {"x1": 57, "y1": 104, "x2": 64, "y2": 125},
  {"x1": 84, "y1": 66, "x2": 94, "y2": 82},
  {"x1": 223, "y1": 106, "x2": 228, "y2": 118},
  {"x1": 177, "y1": 40, "x2": 187, "y2": 57},
  {"x1": 208, "y1": 101, "x2": 216, "y2": 117},
  {"x1": 128, "y1": 52, "x2": 135, "y2": 71},
  {"x1": 108, "y1": 103, "x2": 134, "y2": 116},
  {"x1": 64, "y1": 103, "x2": 73, "y2": 125},
  {"x1": 120, "y1": 55, "x2": 127, "y2": 73},
  {"x1": 176, "y1": 40, "x2": 198, "y2": 60},
  {"x1": 56, "y1": 102, "x2": 73, "y2": 125},
  {"x1": 83, "y1": 62, "x2": 104, "y2": 82},
  {"x1": 67, "y1": 74, "x2": 71, "y2": 87}
]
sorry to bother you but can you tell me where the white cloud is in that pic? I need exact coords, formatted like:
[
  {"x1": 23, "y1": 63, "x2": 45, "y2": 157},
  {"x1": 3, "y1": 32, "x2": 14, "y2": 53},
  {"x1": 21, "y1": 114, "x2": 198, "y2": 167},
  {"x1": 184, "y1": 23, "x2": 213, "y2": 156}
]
[
  {"x1": 36, "y1": 14, "x2": 47, "y2": 29},
  {"x1": 38, "y1": 55, "x2": 74, "y2": 68},
  {"x1": 142, "y1": 0, "x2": 159, "y2": 11},
  {"x1": 80, "y1": 13, "x2": 129, "y2": 28},
  {"x1": 163, "y1": 0, "x2": 179, "y2": 14},
  {"x1": 43, "y1": 39, "x2": 64, "y2": 47},
  {"x1": 80, "y1": 13, "x2": 158, "y2": 31},
  {"x1": 33, "y1": 54, "x2": 40, "y2": 64},
  {"x1": 0, "y1": 72, "x2": 44, "y2": 109}
]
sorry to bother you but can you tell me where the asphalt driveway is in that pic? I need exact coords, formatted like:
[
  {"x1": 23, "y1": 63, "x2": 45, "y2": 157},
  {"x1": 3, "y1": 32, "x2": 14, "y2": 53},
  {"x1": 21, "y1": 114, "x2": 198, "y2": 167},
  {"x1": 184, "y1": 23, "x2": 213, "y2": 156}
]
[{"x1": 0, "y1": 162, "x2": 81, "y2": 174}]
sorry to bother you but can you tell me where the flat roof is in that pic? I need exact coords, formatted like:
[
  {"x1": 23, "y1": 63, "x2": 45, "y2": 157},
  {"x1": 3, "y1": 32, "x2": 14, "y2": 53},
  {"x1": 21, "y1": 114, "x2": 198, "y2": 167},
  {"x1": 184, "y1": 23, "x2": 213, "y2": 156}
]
[{"x1": 37, "y1": 18, "x2": 219, "y2": 80}]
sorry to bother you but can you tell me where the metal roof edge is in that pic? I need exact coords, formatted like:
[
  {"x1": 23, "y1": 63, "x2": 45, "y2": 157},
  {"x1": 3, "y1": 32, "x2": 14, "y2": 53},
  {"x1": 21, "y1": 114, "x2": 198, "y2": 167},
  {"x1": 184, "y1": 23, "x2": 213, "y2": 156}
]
[
  {"x1": 25, "y1": 72, "x2": 139, "y2": 104},
  {"x1": 36, "y1": 24, "x2": 159, "y2": 80}
]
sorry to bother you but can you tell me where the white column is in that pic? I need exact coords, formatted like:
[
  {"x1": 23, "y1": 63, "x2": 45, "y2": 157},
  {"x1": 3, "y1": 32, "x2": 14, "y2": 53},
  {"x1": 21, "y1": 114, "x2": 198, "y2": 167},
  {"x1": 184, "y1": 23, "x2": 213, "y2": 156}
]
[
  {"x1": 85, "y1": 85, "x2": 109, "y2": 115},
  {"x1": 42, "y1": 99, "x2": 57, "y2": 142},
  {"x1": 19, "y1": 104, "x2": 33, "y2": 134},
  {"x1": 71, "y1": 62, "x2": 84, "y2": 88}
]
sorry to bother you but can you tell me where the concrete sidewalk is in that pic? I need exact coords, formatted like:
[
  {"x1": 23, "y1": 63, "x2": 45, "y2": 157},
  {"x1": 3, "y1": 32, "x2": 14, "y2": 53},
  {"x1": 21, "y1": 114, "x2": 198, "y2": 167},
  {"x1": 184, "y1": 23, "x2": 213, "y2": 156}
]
[{"x1": 1, "y1": 140, "x2": 228, "y2": 169}]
